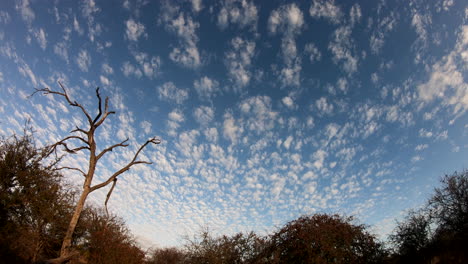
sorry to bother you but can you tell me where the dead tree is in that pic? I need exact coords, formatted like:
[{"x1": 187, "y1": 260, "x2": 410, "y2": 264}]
[{"x1": 33, "y1": 82, "x2": 160, "y2": 263}]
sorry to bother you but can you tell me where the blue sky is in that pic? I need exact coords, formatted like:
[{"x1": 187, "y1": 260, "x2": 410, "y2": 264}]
[{"x1": 0, "y1": 0, "x2": 467, "y2": 248}]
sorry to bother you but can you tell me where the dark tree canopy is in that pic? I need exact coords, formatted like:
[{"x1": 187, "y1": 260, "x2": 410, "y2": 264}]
[{"x1": 264, "y1": 214, "x2": 385, "y2": 264}]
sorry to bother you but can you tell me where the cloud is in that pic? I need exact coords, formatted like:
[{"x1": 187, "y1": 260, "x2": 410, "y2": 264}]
[
  {"x1": 191, "y1": 0, "x2": 203, "y2": 13},
  {"x1": 15, "y1": 0, "x2": 35, "y2": 24},
  {"x1": 194, "y1": 106, "x2": 215, "y2": 126},
  {"x1": 121, "y1": 61, "x2": 143, "y2": 79},
  {"x1": 133, "y1": 52, "x2": 161, "y2": 78},
  {"x1": 223, "y1": 111, "x2": 243, "y2": 144},
  {"x1": 140, "y1": 120, "x2": 152, "y2": 135},
  {"x1": 282, "y1": 96, "x2": 294, "y2": 109},
  {"x1": 268, "y1": 3, "x2": 304, "y2": 36},
  {"x1": 100, "y1": 75, "x2": 110, "y2": 86},
  {"x1": 309, "y1": 0, "x2": 342, "y2": 24},
  {"x1": 417, "y1": 25, "x2": 468, "y2": 114},
  {"x1": 157, "y1": 82, "x2": 188, "y2": 104},
  {"x1": 125, "y1": 18, "x2": 146, "y2": 41},
  {"x1": 102, "y1": 63, "x2": 114, "y2": 75},
  {"x1": 369, "y1": 12, "x2": 397, "y2": 54},
  {"x1": 76, "y1": 49, "x2": 91, "y2": 72},
  {"x1": 315, "y1": 97, "x2": 334, "y2": 115},
  {"x1": 239, "y1": 96, "x2": 278, "y2": 133},
  {"x1": 217, "y1": 0, "x2": 258, "y2": 31},
  {"x1": 328, "y1": 26, "x2": 358, "y2": 74},
  {"x1": 305, "y1": 43, "x2": 322, "y2": 63},
  {"x1": 54, "y1": 42, "x2": 69, "y2": 63},
  {"x1": 268, "y1": 3, "x2": 304, "y2": 86},
  {"x1": 225, "y1": 37, "x2": 255, "y2": 89},
  {"x1": 33, "y1": 28, "x2": 47, "y2": 50},
  {"x1": 193, "y1": 76, "x2": 220, "y2": 101},
  {"x1": 349, "y1": 3, "x2": 361, "y2": 26},
  {"x1": 162, "y1": 6, "x2": 201, "y2": 69}
]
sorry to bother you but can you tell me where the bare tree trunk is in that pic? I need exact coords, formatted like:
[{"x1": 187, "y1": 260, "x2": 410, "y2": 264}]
[
  {"x1": 34, "y1": 84, "x2": 160, "y2": 263},
  {"x1": 60, "y1": 186, "x2": 90, "y2": 258}
]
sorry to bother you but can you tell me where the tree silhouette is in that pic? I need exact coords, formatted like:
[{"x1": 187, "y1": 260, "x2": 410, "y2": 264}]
[
  {"x1": 33, "y1": 83, "x2": 160, "y2": 263},
  {"x1": 264, "y1": 214, "x2": 386, "y2": 264}
]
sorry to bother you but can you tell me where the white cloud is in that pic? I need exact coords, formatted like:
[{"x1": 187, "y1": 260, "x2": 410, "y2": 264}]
[
  {"x1": 133, "y1": 52, "x2": 161, "y2": 78},
  {"x1": 121, "y1": 61, "x2": 143, "y2": 79},
  {"x1": 100, "y1": 75, "x2": 110, "y2": 86},
  {"x1": 73, "y1": 16, "x2": 84, "y2": 35},
  {"x1": 349, "y1": 3, "x2": 361, "y2": 26},
  {"x1": 163, "y1": 9, "x2": 201, "y2": 69},
  {"x1": 33, "y1": 28, "x2": 47, "y2": 50},
  {"x1": 225, "y1": 37, "x2": 255, "y2": 89},
  {"x1": 316, "y1": 97, "x2": 334, "y2": 115},
  {"x1": 223, "y1": 112, "x2": 243, "y2": 144},
  {"x1": 76, "y1": 49, "x2": 91, "y2": 72},
  {"x1": 102, "y1": 63, "x2": 114, "y2": 75},
  {"x1": 268, "y1": 3, "x2": 304, "y2": 35},
  {"x1": 140, "y1": 120, "x2": 152, "y2": 135},
  {"x1": 16, "y1": 0, "x2": 35, "y2": 24},
  {"x1": 17, "y1": 62, "x2": 37, "y2": 86},
  {"x1": 169, "y1": 109, "x2": 185, "y2": 122},
  {"x1": 309, "y1": 0, "x2": 342, "y2": 24},
  {"x1": 415, "y1": 144, "x2": 428, "y2": 151},
  {"x1": 411, "y1": 11, "x2": 431, "y2": 44},
  {"x1": 313, "y1": 149, "x2": 327, "y2": 169},
  {"x1": 282, "y1": 96, "x2": 294, "y2": 109},
  {"x1": 268, "y1": 3, "x2": 304, "y2": 87},
  {"x1": 280, "y1": 61, "x2": 301, "y2": 87},
  {"x1": 370, "y1": 13, "x2": 397, "y2": 54},
  {"x1": 204, "y1": 127, "x2": 218, "y2": 142},
  {"x1": 239, "y1": 96, "x2": 278, "y2": 132},
  {"x1": 194, "y1": 76, "x2": 220, "y2": 101},
  {"x1": 283, "y1": 136, "x2": 293, "y2": 149},
  {"x1": 337, "y1": 77, "x2": 348, "y2": 93},
  {"x1": 194, "y1": 106, "x2": 214, "y2": 126},
  {"x1": 54, "y1": 42, "x2": 69, "y2": 62},
  {"x1": 191, "y1": 0, "x2": 203, "y2": 13},
  {"x1": 328, "y1": 26, "x2": 358, "y2": 74},
  {"x1": 125, "y1": 18, "x2": 146, "y2": 41},
  {"x1": 305, "y1": 42, "x2": 322, "y2": 63},
  {"x1": 157, "y1": 82, "x2": 188, "y2": 104},
  {"x1": 417, "y1": 25, "x2": 468, "y2": 114},
  {"x1": 217, "y1": 0, "x2": 258, "y2": 31}
]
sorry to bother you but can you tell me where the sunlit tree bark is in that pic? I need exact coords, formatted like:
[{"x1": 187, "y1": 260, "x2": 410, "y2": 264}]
[{"x1": 34, "y1": 83, "x2": 160, "y2": 263}]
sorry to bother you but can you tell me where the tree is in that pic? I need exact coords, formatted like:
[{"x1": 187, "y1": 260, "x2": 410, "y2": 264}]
[
  {"x1": 0, "y1": 129, "x2": 76, "y2": 262},
  {"x1": 33, "y1": 83, "x2": 161, "y2": 263},
  {"x1": 389, "y1": 210, "x2": 431, "y2": 262},
  {"x1": 429, "y1": 170, "x2": 468, "y2": 237},
  {"x1": 148, "y1": 247, "x2": 187, "y2": 264},
  {"x1": 183, "y1": 229, "x2": 266, "y2": 264},
  {"x1": 81, "y1": 209, "x2": 146, "y2": 264},
  {"x1": 264, "y1": 214, "x2": 386, "y2": 264}
]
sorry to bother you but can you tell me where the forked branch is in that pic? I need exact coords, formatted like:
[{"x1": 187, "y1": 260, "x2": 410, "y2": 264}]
[{"x1": 90, "y1": 137, "x2": 161, "y2": 192}]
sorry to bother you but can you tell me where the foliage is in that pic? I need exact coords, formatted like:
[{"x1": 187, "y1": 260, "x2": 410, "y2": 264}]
[
  {"x1": 388, "y1": 210, "x2": 430, "y2": 262},
  {"x1": 429, "y1": 170, "x2": 468, "y2": 238},
  {"x1": 264, "y1": 214, "x2": 386, "y2": 264},
  {"x1": 183, "y1": 229, "x2": 267, "y2": 264},
  {"x1": 0, "y1": 130, "x2": 75, "y2": 263},
  {"x1": 148, "y1": 247, "x2": 187, "y2": 264},
  {"x1": 80, "y1": 209, "x2": 146, "y2": 264}
]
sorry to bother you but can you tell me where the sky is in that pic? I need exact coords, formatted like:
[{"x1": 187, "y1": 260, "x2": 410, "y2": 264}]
[{"x1": 0, "y1": 0, "x2": 467, "y2": 248}]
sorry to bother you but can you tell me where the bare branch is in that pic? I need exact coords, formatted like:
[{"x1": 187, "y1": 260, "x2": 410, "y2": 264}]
[
  {"x1": 70, "y1": 126, "x2": 87, "y2": 135},
  {"x1": 90, "y1": 137, "x2": 161, "y2": 192},
  {"x1": 96, "y1": 138, "x2": 129, "y2": 161},
  {"x1": 92, "y1": 87, "x2": 102, "y2": 125},
  {"x1": 105, "y1": 178, "x2": 117, "y2": 218},
  {"x1": 32, "y1": 82, "x2": 94, "y2": 125},
  {"x1": 55, "y1": 166, "x2": 87, "y2": 177}
]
